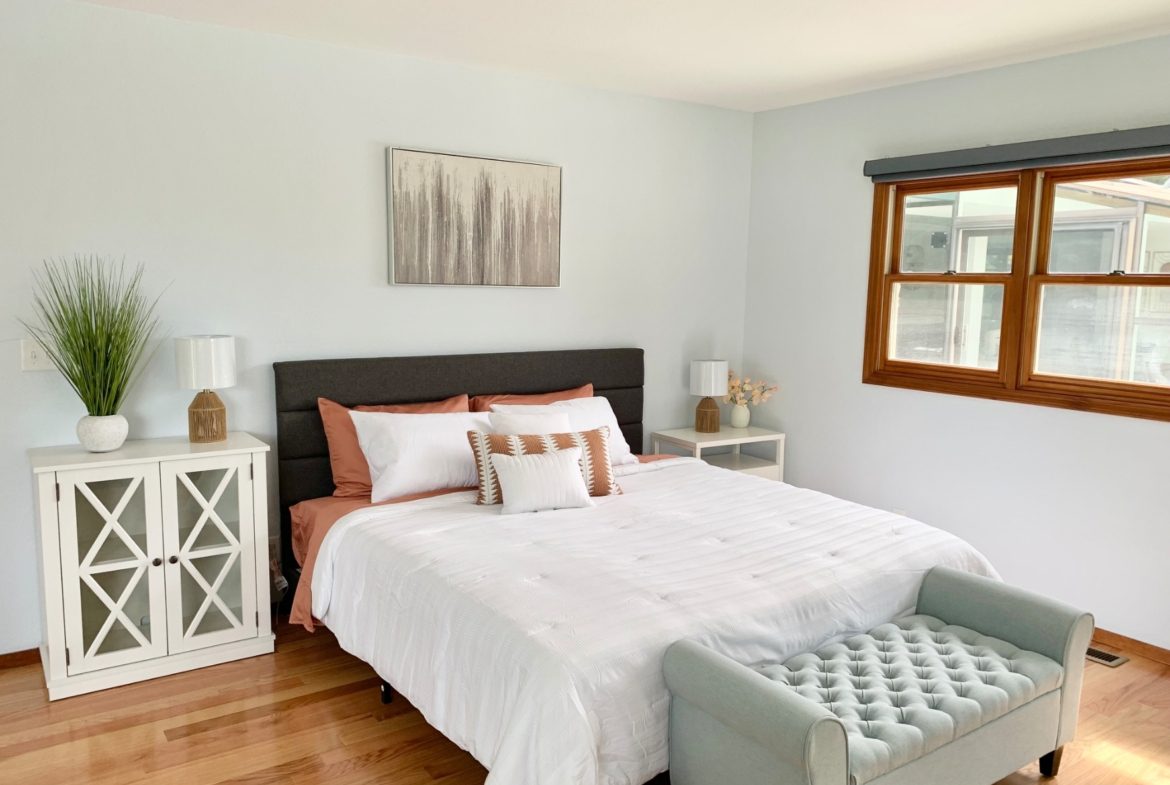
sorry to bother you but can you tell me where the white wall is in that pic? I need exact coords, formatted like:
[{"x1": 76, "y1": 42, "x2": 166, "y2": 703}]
[
  {"x1": 0, "y1": 0, "x2": 753, "y2": 653},
  {"x1": 744, "y1": 36, "x2": 1170, "y2": 648}
]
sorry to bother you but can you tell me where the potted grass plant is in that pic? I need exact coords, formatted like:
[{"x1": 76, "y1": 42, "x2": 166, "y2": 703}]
[{"x1": 20, "y1": 256, "x2": 162, "y2": 452}]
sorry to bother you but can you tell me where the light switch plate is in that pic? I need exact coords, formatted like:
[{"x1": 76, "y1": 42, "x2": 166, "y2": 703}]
[{"x1": 21, "y1": 339, "x2": 56, "y2": 371}]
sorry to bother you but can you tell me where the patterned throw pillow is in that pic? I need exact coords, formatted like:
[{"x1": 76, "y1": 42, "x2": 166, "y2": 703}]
[{"x1": 467, "y1": 427, "x2": 622, "y2": 505}]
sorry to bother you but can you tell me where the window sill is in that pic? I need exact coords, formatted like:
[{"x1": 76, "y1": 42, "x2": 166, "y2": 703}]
[{"x1": 862, "y1": 369, "x2": 1170, "y2": 423}]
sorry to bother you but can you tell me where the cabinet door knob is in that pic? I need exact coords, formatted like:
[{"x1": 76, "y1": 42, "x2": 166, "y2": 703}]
[
  {"x1": 168, "y1": 555, "x2": 179, "y2": 564},
  {"x1": 152, "y1": 557, "x2": 162, "y2": 567}
]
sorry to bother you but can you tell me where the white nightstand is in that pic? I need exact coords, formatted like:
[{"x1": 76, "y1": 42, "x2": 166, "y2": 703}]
[{"x1": 650, "y1": 426, "x2": 785, "y2": 481}]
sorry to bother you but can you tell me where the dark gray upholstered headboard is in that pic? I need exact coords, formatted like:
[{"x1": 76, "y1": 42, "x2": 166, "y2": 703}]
[{"x1": 272, "y1": 347, "x2": 644, "y2": 588}]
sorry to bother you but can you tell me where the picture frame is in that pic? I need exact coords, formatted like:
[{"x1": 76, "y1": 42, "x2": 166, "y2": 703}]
[{"x1": 387, "y1": 148, "x2": 562, "y2": 287}]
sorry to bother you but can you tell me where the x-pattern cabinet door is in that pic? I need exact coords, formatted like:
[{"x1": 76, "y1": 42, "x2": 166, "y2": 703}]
[
  {"x1": 160, "y1": 454, "x2": 258, "y2": 654},
  {"x1": 57, "y1": 464, "x2": 168, "y2": 675}
]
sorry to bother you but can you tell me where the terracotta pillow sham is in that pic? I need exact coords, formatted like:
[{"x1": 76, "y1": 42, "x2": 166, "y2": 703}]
[
  {"x1": 467, "y1": 426, "x2": 621, "y2": 505},
  {"x1": 469, "y1": 383, "x2": 593, "y2": 413},
  {"x1": 318, "y1": 394, "x2": 470, "y2": 498}
]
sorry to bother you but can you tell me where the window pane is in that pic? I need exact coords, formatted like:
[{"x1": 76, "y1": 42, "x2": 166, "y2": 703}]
[
  {"x1": 1144, "y1": 210, "x2": 1170, "y2": 274},
  {"x1": 1036, "y1": 285, "x2": 1170, "y2": 386},
  {"x1": 1049, "y1": 173, "x2": 1170, "y2": 273},
  {"x1": 901, "y1": 187, "x2": 1017, "y2": 273},
  {"x1": 1050, "y1": 226, "x2": 1121, "y2": 273},
  {"x1": 890, "y1": 283, "x2": 1003, "y2": 369}
]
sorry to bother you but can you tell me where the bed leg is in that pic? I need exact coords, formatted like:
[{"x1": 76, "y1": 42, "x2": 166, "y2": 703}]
[
  {"x1": 380, "y1": 680, "x2": 394, "y2": 705},
  {"x1": 1040, "y1": 747, "x2": 1063, "y2": 777}
]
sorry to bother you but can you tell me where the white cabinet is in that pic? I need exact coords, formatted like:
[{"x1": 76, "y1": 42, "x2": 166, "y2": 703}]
[{"x1": 30, "y1": 433, "x2": 274, "y2": 700}]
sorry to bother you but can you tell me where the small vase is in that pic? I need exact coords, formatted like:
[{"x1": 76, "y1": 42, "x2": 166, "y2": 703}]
[
  {"x1": 77, "y1": 414, "x2": 129, "y2": 453},
  {"x1": 730, "y1": 404, "x2": 750, "y2": 429}
]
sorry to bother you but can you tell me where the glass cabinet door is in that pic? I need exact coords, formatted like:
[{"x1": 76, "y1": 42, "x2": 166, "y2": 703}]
[
  {"x1": 57, "y1": 464, "x2": 167, "y2": 674},
  {"x1": 160, "y1": 454, "x2": 257, "y2": 653}
]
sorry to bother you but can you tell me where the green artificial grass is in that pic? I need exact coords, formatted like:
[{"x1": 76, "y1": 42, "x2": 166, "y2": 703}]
[{"x1": 21, "y1": 256, "x2": 162, "y2": 417}]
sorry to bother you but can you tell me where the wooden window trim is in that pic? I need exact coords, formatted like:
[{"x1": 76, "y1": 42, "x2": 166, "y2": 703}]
[{"x1": 863, "y1": 158, "x2": 1170, "y2": 423}]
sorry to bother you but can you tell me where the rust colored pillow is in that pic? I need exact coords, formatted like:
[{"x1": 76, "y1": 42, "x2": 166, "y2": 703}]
[
  {"x1": 467, "y1": 426, "x2": 621, "y2": 505},
  {"x1": 318, "y1": 394, "x2": 470, "y2": 498},
  {"x1": 469, "y1": 383, "x2": 593, "y2": 413}
]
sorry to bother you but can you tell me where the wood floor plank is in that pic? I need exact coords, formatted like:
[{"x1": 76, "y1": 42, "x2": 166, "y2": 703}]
[
  {"x1": 163, "y1": 677, "x2": 379, "y2": 741},
  {"x1": 0, "y1": 621, "x2": 1166, "y2": 784},
  {"x1": 0, "y1": 662, "x2": 370, "y2": 775},
  {"x1": 0, "y1": 676, "x2": 305, "y2": 758}
]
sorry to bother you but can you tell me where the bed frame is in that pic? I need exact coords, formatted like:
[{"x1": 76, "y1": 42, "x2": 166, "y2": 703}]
[{"x1": 272, "y1": 347, "x2": 645, "y2": 594}]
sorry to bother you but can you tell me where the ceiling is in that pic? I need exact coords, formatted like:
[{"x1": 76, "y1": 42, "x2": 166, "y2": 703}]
[{"x1": 86, "y1": 0, "x2": 1170, "y2": 111}]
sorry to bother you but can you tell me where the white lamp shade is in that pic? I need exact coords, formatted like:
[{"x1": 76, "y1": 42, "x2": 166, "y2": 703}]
[
  {"x1": 176, "y1": 335, "x2": 237, "y2": 390},
  {"x1": 690, "y1": 360, "x2": 728, "y2": 397}
]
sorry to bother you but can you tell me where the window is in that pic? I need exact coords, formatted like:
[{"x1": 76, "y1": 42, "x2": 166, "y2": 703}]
[{"x1": 864, "y1": 158, "x2": 1170, "y2": 421}]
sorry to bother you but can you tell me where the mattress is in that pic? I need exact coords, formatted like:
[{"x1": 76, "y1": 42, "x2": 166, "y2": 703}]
[{"x1": 312, "y1": 458, "x2": 997, "y2": 785}]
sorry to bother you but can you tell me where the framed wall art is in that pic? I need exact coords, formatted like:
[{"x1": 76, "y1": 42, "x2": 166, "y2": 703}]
[{"x1": 387, "y1": 148, "x2": 562, "y2": 287}]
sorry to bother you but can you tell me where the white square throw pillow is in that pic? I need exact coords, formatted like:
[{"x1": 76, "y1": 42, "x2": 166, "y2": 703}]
[
  {"x1": 489, "y1": 411, "x2": 573, "y2": 436},
  {"x1": 349, "y1": 410, "x2": 491, "y2": 502},
  {"x1": 489, "y1": 448, "x2": 593, "y2": 514},
  {"x1": 489, "y1": 397, "x2": 638, "y2": 465}
]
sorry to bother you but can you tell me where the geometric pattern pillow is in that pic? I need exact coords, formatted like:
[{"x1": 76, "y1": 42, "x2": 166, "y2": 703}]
[{"x1": 467, "y1": 426, "x2": 622, "y2": 505}]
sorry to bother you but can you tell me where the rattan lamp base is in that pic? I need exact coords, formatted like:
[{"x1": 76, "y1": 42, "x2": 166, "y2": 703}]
[
  {"x1": 188, "y1": 389, "x2": 228, "y2": 443},
  {"x1": 694, "y1": 396, "x2": 720, "y2": 433}
]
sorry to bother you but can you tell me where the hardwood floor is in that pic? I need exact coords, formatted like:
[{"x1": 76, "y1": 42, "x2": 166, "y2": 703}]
[{"x1": 1, "y1": 624, "x2": 1167, "y2": 785}]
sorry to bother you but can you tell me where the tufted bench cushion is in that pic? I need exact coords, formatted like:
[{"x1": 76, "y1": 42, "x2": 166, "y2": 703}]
[{"x1": 752, "y1": 614, "x2": 1065, "y2": 785}]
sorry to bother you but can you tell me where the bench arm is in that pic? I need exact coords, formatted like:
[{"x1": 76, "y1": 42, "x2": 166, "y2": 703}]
[
  {"x1": 664, "y1": 640, "x2": 848, "y2": 785},
  {"x1": 916, "y1": 567, "x2": 1093, "y2": 666},
  {"x1": 916, "y1": 566, "x2": 1094, "y2": 745}
]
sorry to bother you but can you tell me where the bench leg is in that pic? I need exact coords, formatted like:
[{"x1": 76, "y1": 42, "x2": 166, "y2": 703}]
[
  {"x1": 380, "y1": 680, "x2": 394, "y2": 705},
  {"x1": 1040, "y1": 747, "x2": 1064, "y2": 777}
]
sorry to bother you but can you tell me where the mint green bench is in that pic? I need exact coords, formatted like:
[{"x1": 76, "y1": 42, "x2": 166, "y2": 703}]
[{"x1": 664, "y1": 568, "x2": 1093, "y2": 785}]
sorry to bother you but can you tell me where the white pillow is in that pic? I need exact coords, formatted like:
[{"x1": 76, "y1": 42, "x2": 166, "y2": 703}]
[
  {"x1": 490, "y1": 448, "x2": 593, "y2": 514},
  {"x1": 489, "y1": 397, "x2": 638, "y2": 465},
  {"x1": 349, "y1": 410, "x2": 490, "y2": 502},
  {"x1": 489, "y1": 411, "x2": 573, "y2": 435}
]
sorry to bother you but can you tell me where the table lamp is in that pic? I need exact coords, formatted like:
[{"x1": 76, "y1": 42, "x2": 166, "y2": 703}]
[
  {"x1": 690, "y1": 359, "x2": 727, "y2": 433},
  {"x1": 176, "y1": 335, "x2": 236, "y2": 443}
]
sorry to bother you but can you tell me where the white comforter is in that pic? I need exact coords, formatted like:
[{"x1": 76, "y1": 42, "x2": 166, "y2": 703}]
[{"x1": 313, "y1": 458, "x2": 996, "y2": 785}]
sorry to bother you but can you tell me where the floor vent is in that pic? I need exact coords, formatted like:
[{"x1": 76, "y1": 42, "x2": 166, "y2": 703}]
[{"x1": 1086, "y1": 647, "x2": 1128, "y2": 667}]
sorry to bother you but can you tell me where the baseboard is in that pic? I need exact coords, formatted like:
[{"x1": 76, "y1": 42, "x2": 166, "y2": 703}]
[
  {"x1": 1093, "y1": 628, "x2": 1170, "y2": 667},
  {"x1": 0, "y1": 647, "x2": 41, "y2": 669}
]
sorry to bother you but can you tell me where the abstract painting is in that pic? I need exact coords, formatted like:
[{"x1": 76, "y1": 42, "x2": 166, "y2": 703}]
[{"x1": 388, "y1": 148, "x2": 561, "y2": 286}]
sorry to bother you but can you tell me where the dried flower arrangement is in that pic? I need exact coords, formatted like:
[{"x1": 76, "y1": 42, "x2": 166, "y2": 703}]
[{"x1": 725, "y1": 372, "x2": 778, "y2": 407}]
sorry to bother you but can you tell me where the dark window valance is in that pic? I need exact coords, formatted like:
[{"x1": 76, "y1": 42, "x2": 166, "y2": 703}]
[{"x1": 863, "y1": 123, "x2": 1170, "y2": 182}]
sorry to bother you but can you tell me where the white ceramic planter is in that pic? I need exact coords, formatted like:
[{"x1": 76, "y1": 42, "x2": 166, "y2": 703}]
[
  {"x1": 730, "y1": 404, "x2": 750, "y2": 428},
  {"x1": 77, "y1": 414, "x2": 128, "y2": 453}
]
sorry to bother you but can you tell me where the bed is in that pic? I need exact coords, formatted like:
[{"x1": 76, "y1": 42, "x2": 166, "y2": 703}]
[{"x1": 273, "y1": 348, "x2": 997, "y2": 785}]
